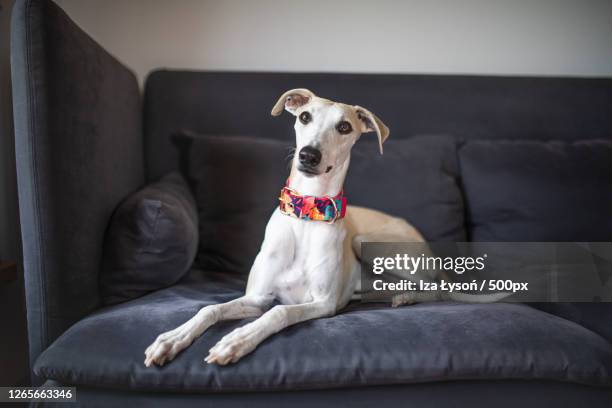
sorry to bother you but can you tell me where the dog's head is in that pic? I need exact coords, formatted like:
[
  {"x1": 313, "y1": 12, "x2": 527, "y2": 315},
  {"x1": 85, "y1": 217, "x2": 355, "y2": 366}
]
[{"x1": 271, "y1": 88, "x2": 389, "y2": 178}]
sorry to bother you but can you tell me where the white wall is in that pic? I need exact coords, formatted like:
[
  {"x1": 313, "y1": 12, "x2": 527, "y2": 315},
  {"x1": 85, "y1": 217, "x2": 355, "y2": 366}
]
[{"x1": 55, "y1": 0, "x2": 612, "y2": 84}]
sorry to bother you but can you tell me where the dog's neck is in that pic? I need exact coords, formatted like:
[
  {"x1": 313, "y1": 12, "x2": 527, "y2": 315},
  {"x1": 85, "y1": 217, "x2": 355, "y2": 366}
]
[{"x1": 288, "y1": 156, "x2": 350, "y2": 197}]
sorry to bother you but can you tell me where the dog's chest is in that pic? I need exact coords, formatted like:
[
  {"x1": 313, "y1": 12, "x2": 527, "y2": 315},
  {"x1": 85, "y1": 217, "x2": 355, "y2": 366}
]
[{"x1": 273, "y1": 220, "x2": 345, "y2": 305}]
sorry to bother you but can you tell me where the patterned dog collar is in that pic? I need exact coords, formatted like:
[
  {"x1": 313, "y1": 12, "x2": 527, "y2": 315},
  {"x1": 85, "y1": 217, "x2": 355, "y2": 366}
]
[{"x1": 279, "y1": 184, "x2": 347, "y2": 223}]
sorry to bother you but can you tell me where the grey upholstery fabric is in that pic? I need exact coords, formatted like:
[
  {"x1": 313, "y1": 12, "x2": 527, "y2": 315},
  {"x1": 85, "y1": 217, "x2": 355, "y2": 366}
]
[
  {"x1": 458, "y1": 139, "x2": 612, "y2": 343},
  {"x1": 35, "y1": 379, "x2": 612, "y2": 408},
  {"x1": 173, "y1": 132, "x2": 291, "y2": 274},
  {"x1": 144, "y1": 71, "x2": 612, "y2": 180},
  {"x1": 34, "y1": 271, "x2": 612, "y2": 391},
  {"x1": 345, "y1": 136, "x2": 465, "y2": 241},
  {"x1": 101, "y1": 172, "x2": 198, "y2": 305},
  {"x1": 459, "y1": 139, "x2": 612, "y2": 241},
  {"x1": 534, "y1": 303, "x2": 612, "y2": 345},
  {"x1": 11, "y1": 0, "x2": 143, "y2": 367}
]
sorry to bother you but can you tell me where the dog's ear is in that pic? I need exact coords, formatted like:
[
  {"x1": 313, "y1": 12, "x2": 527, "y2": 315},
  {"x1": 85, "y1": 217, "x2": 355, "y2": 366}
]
[
  {"x1": 354, "y1": 106, "x2": 390, "y2": 155},
  {"x1": 271, "y1": 88, "x2": 315, "y2": 116}
]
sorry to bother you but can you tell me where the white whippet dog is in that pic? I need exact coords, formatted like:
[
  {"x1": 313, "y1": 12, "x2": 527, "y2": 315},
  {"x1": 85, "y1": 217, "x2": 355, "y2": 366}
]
[{"x1": 144, "y1": 89, "x2": 483, "y2": 367}]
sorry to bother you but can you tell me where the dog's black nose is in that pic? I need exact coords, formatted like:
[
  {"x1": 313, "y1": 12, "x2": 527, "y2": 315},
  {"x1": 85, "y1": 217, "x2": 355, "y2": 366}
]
[{"x1": 298, "y1": 146, "x2": 322, "y2": 167}]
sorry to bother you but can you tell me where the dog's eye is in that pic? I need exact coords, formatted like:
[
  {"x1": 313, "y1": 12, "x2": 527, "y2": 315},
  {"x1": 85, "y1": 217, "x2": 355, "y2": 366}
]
[
  {"x1": 336, "y1": 121, "x2": 352, "y2": 134},
  {"x1": 299, "y1": 111, "x2": 311, "y2": 124}
]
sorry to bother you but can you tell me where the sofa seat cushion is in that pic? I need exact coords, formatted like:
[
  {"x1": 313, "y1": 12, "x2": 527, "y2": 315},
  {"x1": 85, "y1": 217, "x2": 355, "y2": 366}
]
[{"x1": 34, "y1": 271, "x2": 612, "y2": 391}]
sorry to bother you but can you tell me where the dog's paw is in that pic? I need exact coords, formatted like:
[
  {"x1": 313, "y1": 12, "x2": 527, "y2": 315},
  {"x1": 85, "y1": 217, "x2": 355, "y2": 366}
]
[
  {"x1": 391, "y1": 292, "x2": 416, "y2": 307},
  {"x1": 144, "y1": 328, "x2": 193, "y2": 367},
  {"x1": 205, "y1": 325, "x2": 258, "y2": 365}
]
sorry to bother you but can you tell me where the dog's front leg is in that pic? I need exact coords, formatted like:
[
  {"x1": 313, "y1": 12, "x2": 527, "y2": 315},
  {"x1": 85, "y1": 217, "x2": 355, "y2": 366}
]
[
  {"x1": 144, "y1": 294, "x2": 273, "y2": 367},
  {"x1": 145, "y1": 211, "x2": 293, "y2": 368},
  {"x1": 205, "y1": 299, "x2": 336, "y2": 365}
]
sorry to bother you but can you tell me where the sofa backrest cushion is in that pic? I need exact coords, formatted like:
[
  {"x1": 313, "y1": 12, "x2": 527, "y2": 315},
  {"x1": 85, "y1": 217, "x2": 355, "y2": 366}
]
[
  {"x1": 345, "y1": 135, "x2": 465, "y2": 242},
  {"x1": 174, "y1": 132, "x2": 289, "y2": 274},
  {"x1": 174, "y1": 132, "x2": 465, "y2": 274},
  {"x1": 459, "y1": 139, "x2": 612, "y2": 241}
]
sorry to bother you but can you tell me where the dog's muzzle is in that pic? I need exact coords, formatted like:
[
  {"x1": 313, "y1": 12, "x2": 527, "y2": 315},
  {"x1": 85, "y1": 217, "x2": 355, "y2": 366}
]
[{"x1": 297, "y1": 146, "x2": 322, "y2": 175}]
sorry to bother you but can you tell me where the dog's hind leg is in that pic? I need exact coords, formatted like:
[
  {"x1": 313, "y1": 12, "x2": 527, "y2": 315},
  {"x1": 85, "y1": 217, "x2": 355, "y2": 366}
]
[
  {"x1": 347, "y1": 206, "x2": 425, "y2": 260},
  {"x1": 144, "y1": 294, "x2": 274, "y2": 367},
  {"x1": 391, "y1": 290, "x2": 511, "y2": 307}
]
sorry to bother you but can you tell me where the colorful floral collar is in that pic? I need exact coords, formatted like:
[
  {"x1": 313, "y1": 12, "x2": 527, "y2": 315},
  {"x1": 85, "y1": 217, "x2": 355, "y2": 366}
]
[{"x1": 279, "y1": 183, "x2": 347, "y2": 223}]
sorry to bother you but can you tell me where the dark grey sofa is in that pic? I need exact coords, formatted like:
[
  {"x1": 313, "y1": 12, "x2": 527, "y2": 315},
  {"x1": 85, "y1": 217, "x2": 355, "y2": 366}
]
[{"x1": 10, "y1": 0, "x2": 612, "y2": 406}]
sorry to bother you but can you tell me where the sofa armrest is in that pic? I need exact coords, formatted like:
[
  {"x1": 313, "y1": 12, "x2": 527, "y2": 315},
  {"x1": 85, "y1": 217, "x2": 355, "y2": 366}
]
[{"x1": 11, "y1": 0, "x2": 144, "y2": 373}]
